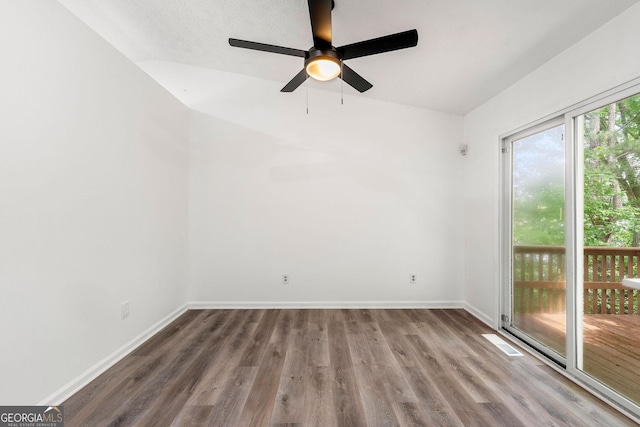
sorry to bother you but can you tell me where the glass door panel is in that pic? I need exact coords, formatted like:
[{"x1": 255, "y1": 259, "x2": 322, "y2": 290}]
[
  {"x1": 509, "y1": 123, "x2": 566, "y2": 357},
  {"x1": 579, "y1": 93, "x2": 640, "y2": 405}
]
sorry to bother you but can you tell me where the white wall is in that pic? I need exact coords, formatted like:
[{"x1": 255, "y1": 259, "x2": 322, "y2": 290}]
[
  {"x1": 463, "y1": 3, "x2": 640, "y2": 324},
  {"x1": 175, "y1": 67, "x2": 465, "y2": 306},
  {"x1": 0, "y1": 1, "x2": 189, "y2": 404}
]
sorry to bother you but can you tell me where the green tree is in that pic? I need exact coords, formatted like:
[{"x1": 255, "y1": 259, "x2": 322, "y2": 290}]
[
  {"x1": 512, "y1": 125, "x2": 565, "y2": 246},
  {"x1": 513, "y1": 180, "x2": 564, "y2": 245},
  {"x1": 583, "y1": 95, "x2": 640, "y2": 247}
]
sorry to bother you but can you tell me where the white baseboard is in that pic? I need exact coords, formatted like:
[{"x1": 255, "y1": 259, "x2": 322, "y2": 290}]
[
  {"x1": 39, "y1": 303, "x2": 189, "y2": 406},
  {"x1": 464, "y1": 303, "x2": 495, "y2": 328},
  {"x1": 41, "y1": 300, "x2": 471, "y2": 405},
  {"x1": 188, "y1": 300, "x2": 465, "y2": 309}
]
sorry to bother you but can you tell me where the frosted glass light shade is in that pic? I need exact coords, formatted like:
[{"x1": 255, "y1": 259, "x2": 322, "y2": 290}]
[{"x1": 306, "y1": 58, "x2": 340, "y2": 81}]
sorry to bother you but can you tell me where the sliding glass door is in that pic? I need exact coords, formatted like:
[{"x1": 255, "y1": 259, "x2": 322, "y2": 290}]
[
  {"x1": 576, "y1": 93, "x2": 640, "y2": 406},
  {"x1": 502, "y1": 84, "x2": 640, "y2": 417},
  {"x1": 503, "y1": 120, "x2": 567, "y2": 360}
]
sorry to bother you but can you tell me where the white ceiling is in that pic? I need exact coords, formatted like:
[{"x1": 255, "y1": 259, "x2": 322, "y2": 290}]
[{"x1": 57, "y1": 0, "x2": 639, "y2": 115}]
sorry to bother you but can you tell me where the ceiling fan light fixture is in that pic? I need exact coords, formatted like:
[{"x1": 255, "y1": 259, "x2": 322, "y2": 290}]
[
  {"x1": 229, "y1": 0, "x2": 419, "y2": 93},
  {"x1": 305, "y1": 49, "x2": 341, "y2": 81}
]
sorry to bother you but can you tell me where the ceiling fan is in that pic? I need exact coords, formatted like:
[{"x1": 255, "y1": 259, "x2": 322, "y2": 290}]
[{"x1": 229, "y1": 0, "x2": 418, "y2": 93}]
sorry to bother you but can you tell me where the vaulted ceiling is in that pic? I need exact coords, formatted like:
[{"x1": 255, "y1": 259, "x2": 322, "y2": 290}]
[{"x1": 57, "y1": 0, "x2": 639, "y2": 114}]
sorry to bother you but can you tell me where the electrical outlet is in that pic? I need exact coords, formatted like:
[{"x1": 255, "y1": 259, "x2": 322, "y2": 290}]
[
  {"x1": 121, "y1": 300, "x2": 130, "y2": 319},
  {"x1": 282, "y1": 274, "x2": 289, "y2": 284},
  {"x1": 410, "y1": 274, "x2": 417, "y2": 284}
]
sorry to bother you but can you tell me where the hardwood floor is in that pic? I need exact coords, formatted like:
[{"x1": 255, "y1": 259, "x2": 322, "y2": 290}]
[{"x1": 63, "y1": 309, "x2": 638, "y2": 426}]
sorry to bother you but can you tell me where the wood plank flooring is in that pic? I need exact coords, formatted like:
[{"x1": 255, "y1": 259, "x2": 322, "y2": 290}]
[{"x1": 63, "y1": 309, "x2": 638, "y2": 426}]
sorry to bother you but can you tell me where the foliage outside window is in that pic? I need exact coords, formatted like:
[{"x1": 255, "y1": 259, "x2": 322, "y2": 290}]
[
  {"x1": 513, "y1": 93, "x2": 640, "y2": 248},
  {"x1": 584, "y1": 94, "x2": 640, "y2": 247}
]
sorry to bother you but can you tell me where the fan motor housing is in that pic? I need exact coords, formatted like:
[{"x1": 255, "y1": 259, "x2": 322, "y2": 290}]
[{"x1": 305, "y1": 48, "x2": 341, "y2": 65}]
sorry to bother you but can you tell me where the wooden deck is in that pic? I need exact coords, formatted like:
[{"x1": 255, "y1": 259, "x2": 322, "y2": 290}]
[{"x1": 514, "y1": 312, "x2": 640, "y2": 404}]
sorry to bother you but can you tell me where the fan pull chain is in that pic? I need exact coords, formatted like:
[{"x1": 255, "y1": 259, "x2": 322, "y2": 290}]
[
  {"x1": 306, "y1": 76, "x2": 309, "y2": 114},
  {"x1": 340, "y1": 61, "x2": 344, "y2": 105}
]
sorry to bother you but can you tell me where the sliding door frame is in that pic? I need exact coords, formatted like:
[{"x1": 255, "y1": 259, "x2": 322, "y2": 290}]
[
  {"x1": 500, "y1": 116, "x2": 567, "y2": 366},
  {"x1": 565, "y1": 83, "x2": 640, "y2": 414},
  {"x1": 500, "y1": 76, "x2": 640, "y2": 419}
]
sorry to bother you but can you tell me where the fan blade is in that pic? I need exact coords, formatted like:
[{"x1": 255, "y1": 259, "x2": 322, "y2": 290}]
[
  {"x1": 337, "y1": 29, "x2": 418, "y2": 60},
  {"x1": 229, "y1": 38, "x2": 307, "y2": 57},
  {"x1": 340, "y1": 64, "x2": 372, "y2": 93},
  {"x1": 308, "y1": 0, "x2": 332, "y2": 48},
  {"x1": 281, "y1": 69, "x2": 308, "y2": 92}
]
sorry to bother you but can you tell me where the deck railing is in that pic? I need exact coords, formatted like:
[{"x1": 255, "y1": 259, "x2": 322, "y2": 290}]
[{"x1": 513, "y1": 245, "x2": 640, "y2": 315}]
